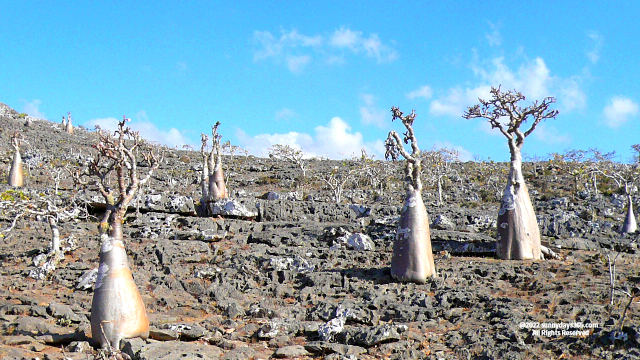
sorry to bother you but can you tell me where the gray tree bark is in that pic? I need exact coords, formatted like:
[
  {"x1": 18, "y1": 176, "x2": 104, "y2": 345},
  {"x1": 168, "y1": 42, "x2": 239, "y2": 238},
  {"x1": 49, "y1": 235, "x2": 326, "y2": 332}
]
[
  {"x1": 8, "y1": 149, "x2": 23, "y2": 187},
  {"x1": 391, "y1": 189, "x2": 435, "y2": 283},
  {"x1": 90, "y1": 221, "x2": 149, "y2": 349},
  {"x1": 621, "y1": 193, "x2": 637, "y2": 233},
  {"x1": 496, "y1": 144, "x2": 541, "y2": 260}
]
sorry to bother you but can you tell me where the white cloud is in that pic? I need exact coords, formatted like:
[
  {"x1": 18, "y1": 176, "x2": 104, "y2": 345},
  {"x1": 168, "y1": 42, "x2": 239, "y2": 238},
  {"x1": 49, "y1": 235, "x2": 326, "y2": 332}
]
[
  {"x1": 23, "y1": 99, "x2": 46, "y2": 119},
  {"x1": 275, "y1": 108, "x2": 298, "y2": 121},
  {"x1": 406, "y1": 85, "x2": 433, "y2": 100},
  {"x1": 430, "y1": 85, "x2": 490, "y2": 118},
  {"x1": 361, "y1": 33, "x2": 398, "y2": 63},
  {"x1": 587, "y1": 31, "x2": 603, "y2": 64},
  {"x1": 603, "y1": 96, "x2": 639, "y2": 128},
  {"x1": 330, "y1": 27, "x2": 360, "y2": 48},
  {"x1": 472, "y1": 57, "x2": 552, "y2": 100},
  {"x1": 431, "y1": 55, "x2": 586, "y2": 118},
  {"x1": 236, "y1": 117, "x2": 383, "y2": 159},
  {"x1": 558, "y1": 77, "x2": 587, "y2": 112},
  {"x1": 253, "y1": 27, "x2": 398, "y2": 73},
  {"x1": 84, "y1": 111, "x2": 195, "y2": 148},
  {"x1": 359, "y1": 94, "x2": 387, "y2": 128}
]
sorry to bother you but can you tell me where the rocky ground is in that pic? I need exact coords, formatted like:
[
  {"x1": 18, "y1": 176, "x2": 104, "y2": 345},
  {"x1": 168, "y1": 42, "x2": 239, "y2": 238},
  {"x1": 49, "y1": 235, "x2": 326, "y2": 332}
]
[{"x1": 0, "y1": 102, "x2": 638, "y2": 360}]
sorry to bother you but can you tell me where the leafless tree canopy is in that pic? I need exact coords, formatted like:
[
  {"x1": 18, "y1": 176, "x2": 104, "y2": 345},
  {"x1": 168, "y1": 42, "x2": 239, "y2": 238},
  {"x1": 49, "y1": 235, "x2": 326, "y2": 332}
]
[
  {"x1": 75, "y1": 117, "x2": 161, "y2": 235},
  {"x1": 463, "y1": 86, "x2": 559, "y2": 150},
  {"x1": 269, "y1": 144, "x2": 307, "y2": 178},
  {"x1": 385, "y1": 107, "x2": 422, "y2": 192}
]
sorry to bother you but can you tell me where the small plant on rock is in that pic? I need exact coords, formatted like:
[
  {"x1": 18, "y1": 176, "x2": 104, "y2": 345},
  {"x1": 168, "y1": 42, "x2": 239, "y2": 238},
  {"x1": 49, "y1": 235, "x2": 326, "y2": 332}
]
[
  {"x1": 0, "y1": 189, "x2": 88, "y2": 279},
  {"x1": 317, "y1": 163, "x2": 357, "y2": 204},
  {"x1": 590, "y1": 145, "x2": 640, "y2": 234},
  {"x1": 385, "y1": 106, "x2": 435, "y2": 283},
  {"x1": 269, "y1": 144, "x2": 308, "y2": 180},
  {"x1": 420, "y1": 147, "x2": 460, "y2": 206}
]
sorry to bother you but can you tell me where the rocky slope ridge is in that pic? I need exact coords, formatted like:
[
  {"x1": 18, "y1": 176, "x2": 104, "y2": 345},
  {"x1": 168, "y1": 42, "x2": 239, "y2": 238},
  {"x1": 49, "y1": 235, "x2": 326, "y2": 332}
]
[{"x1": 0, "y1": 102, "x2": 638, "y2": 359}]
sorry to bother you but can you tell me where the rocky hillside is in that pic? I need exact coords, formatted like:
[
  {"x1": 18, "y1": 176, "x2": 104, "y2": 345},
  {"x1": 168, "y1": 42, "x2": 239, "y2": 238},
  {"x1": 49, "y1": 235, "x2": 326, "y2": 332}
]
[{"x1": 0, "y1": 102, "x2": 638, "y2": 360}]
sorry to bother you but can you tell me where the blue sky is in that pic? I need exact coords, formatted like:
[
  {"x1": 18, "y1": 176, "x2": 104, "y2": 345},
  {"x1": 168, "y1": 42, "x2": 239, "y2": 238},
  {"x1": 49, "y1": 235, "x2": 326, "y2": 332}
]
[{"x1": 1, "y1": 1, "x2": 639, "y2": 162}]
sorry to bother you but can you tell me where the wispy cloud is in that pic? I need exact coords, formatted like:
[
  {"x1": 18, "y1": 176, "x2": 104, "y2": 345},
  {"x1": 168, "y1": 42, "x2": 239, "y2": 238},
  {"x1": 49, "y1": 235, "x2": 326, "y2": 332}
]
[
  {"x1": 586, "y1": 31, "x2": 603, "y2": 64},
  {"x1": 603, "y1": 96, "x2": 639, "y2": 128},
  {"x1": 253, "y1": 29, "x2": 322, "y2": 62},
  {"x1": 329, "y1": 27, "x2": 399, "y2": 63},
  {"x1": 330, "y1": 27, "x2": 360, "y2": 48},
  {"x1": 359, "y1": 94, "x2": 387, "y2": 128},
  {"x1": 430, "y1": 55, "x2": 587, "y2": 117},
  {"x1": 430, "y1": 85, "x2": 490, "y2": 118},
  {"x1": 253, "y1": 27, "x2": 398, "y2": 73},
  {"x1": 406, "y1": 85, "x2": 433, "y2": 101},
  {"x1": 286, "y1": 55, "x2": 311, "y2": 74},
  {"x1": 432, "y1": 141, "x2": 474, "y2": 161},
  {"x1": 275, "y1": 107, "x2": 298, "y2": 121},
  {"x1": 23, "y1": 99, "x2": 46, "y2": 119},
  {"x1": 236, "y1": 117, "x2": 383, "y2": 159},
  {"x1": 485, "y1": 22, "x2": 502, "y2": 47},
  {"x1": 84, "y1": 110, "x2": 195, "y2": 148},
  {"x1": 532, "y1": 123, "x2": 571, "y2": 145}
]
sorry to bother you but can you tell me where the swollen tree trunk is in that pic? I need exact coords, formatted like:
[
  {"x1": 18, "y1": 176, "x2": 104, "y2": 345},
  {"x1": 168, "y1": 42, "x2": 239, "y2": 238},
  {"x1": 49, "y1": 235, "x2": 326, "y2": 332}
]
[
  {"x1": 391, "y1": 189, "x2": 435, "y2": 283},
  {"x1": 90, "y1": 218, "x2": 149, "y2": 349},
  {"x1": 83, "y1": 117, "x2": 156, "y2": 349},
  {"x1": 621, "y1": 193, "x2": 637, "y2": 234},
  {"x1": 65, "y1": 113, "x2": 73, "y2": 134},
  {"x1": 496, "y1": 146, "x2": 542, "y2": 260},
  {"x1": 209, "y1": 158, "x2": 227, "y2": 200},
  {"x1": 200, "y1": 123, "x2": 228, "y2": 216},
  {"x1": 8, "y1": 150, "x2": 23, "y2": 187},
  {"x1": 386, "y1": 107, "x2": 436, "y2": 283}
]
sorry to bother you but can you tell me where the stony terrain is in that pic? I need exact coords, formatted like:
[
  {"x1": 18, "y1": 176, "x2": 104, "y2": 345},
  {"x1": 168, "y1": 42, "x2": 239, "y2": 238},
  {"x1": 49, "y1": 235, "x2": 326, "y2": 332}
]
[{"x1": 0, "y1": 102, "x2": 638, "y2": 360}]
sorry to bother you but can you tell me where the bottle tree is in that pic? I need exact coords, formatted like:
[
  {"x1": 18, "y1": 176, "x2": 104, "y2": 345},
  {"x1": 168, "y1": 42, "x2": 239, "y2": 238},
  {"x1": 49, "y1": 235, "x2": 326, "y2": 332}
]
[
  {"x1": 65, "y1": 111, "x2": 74, "y2": 134},
  {"x1": 464, "y1": 86, "x2": 559, "y2": 260},
  {"x1": 77, "y1": 117, "x2": 160, "y2": 349},
  {"x1": 199, "y1": 121, "x2": 227, "y2": 216},
  {"x1": 8, "y1": 132, "x2": 24, "y2": 187},
  {"x1": 385, "y1": 107, "x2": 435, "y2": 283}
]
